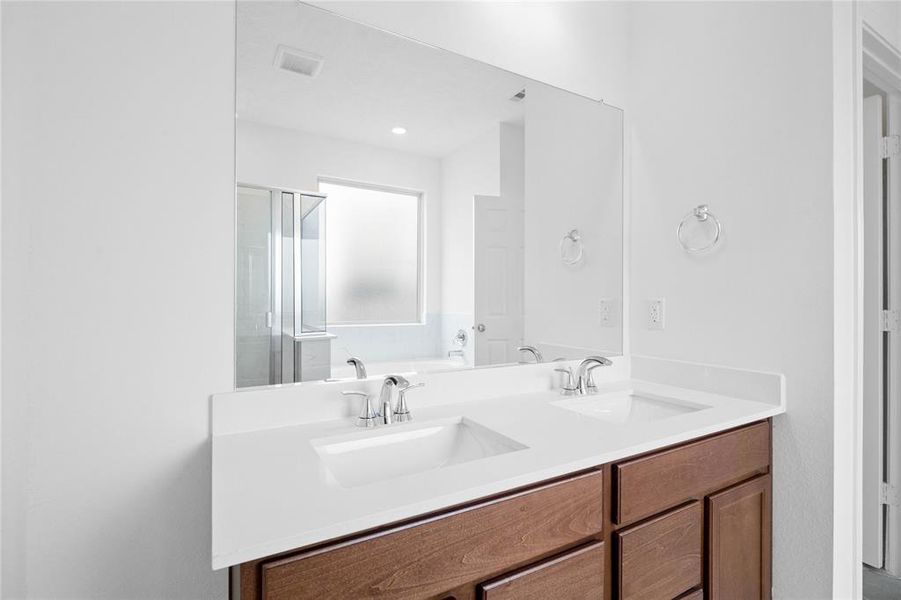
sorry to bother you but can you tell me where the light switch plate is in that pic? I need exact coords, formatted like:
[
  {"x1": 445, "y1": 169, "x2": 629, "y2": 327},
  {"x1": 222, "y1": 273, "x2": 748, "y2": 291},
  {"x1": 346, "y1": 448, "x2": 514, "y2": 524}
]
[{"x1": 647, "y1": 298, "x2": 665, "y2": 330}]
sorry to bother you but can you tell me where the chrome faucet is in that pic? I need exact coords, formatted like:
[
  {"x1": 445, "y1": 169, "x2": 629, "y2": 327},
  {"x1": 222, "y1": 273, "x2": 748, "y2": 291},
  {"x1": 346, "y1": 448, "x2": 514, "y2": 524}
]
[
  {"x1": 554, "y1": 366, "x2": 578, "y2": 396},
  {"x1": 342, "y1": 390, "x2": 378, "y2": 428},
  {"x1": 394, "y1": 382, "x2": 424, "y2": 423},
  {"x1": 517, "y1": 345, "x2": 543, "y2": 364},
  {"x1": 346, "y1": 357, "x2": 367, "y2": 379},
  {"x1": 377, "y1": 375, "x2": 409, "y2": 425},
  {"x1": 576, "y1": 356, "x2": 613, "y2": 395}
]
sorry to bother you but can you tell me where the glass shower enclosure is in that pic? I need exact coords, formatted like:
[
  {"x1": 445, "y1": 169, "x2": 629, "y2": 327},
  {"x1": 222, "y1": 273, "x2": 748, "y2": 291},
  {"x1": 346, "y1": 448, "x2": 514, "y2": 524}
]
[{"x1": 236, "y1": 184, "x2": 328, "y2": 388}]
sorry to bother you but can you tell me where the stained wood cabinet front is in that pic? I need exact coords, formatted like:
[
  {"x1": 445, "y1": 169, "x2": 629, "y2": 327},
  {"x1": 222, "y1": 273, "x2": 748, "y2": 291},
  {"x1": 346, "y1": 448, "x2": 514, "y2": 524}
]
[
  {"x1": 479, "y1": 542, "x2": 605, "y2": 600},
  {"x1": 707, "y1": 474, "x2": 772, "y2": 600},
  {"x1": 616, "y1": 502, "x2": 702, "y2": 600},
  {"x1": 235, "y1": 421, "x2": 772, "y2": 600},
  {"x1": 248, "y1": 470, "x2": 603, "y2": 600}
]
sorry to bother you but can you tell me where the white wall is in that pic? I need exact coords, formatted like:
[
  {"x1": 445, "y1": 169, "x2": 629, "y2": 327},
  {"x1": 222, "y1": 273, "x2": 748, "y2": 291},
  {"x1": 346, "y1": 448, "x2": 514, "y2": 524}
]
[
  {"x1": 524, "y1": 84, "x2": 623, "y2": 357},
  {"x1": 439, "y1": 125, "x2": 500, "y2": 318},
  {"x1": 237, "y1": 119, "x2": 444, "y2": 364},
  {"x1": 627, "y1": 3, "x2": 835, "y2": 597},
  {"x1": 1, "y1": 2, "x2": 234, "y2": 598}
]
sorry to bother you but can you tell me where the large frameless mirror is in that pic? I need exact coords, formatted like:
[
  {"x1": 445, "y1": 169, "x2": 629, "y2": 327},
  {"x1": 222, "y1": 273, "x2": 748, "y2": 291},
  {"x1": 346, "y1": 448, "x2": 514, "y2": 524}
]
[{"x1": 235, "y1": 1, "x2": 624, "y2": 388}]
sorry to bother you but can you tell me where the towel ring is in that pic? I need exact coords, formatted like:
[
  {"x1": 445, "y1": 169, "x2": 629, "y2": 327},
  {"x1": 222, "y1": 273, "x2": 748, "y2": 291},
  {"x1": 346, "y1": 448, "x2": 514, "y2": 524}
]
[
  {"x1": 677, "y1": 205, "x2": 721, "y2": 254},
  {"x1": 560, "y1": 229, "x2": 584, "y2": 265}
]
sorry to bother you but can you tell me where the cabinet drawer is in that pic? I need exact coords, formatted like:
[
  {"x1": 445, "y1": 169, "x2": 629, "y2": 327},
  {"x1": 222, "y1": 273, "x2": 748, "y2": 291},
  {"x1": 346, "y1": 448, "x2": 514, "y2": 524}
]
[
  {"x1": 260, "y1": 470, "x2": 604, "y2": 600},
  {"x1": 616, "y1": 501, "x2": 702, "y2": 600},
  {"x1": 479, "y1": 542, "x2": 605, "y2": 600},
  {"x1": 614, "y1": 421, "x2": 769, "y2": 524}
]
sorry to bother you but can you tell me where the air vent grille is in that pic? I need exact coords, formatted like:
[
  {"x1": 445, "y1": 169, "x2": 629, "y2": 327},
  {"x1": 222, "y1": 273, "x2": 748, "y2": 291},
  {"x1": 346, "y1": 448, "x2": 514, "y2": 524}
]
[
  {"x1": 510, "y1": 89, "x2": 526, "y2": 102},
  {"x1": 273, "y1": 45, "x2": 324, "y2": 78}
]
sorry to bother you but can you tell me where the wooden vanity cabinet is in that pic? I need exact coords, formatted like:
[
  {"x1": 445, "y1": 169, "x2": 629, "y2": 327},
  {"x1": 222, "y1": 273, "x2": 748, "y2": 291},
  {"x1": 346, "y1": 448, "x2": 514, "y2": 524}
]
[
  {"x1": 612, "y1": 421, "x2": 773, "y2": 600},
  {"x1": 240, "y1": 470, "x2": 605, "y2": 600},
  {"x1": 233, "y1": 420, "x2": 772, "y2": 600}
]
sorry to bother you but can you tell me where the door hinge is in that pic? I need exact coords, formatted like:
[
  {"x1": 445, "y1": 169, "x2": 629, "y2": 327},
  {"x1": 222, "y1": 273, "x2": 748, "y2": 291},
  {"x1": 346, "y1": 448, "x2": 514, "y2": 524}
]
[
  {"x1": 882, "y1": 482, "x2": 899, "y2": 507},
  {"x1": 883, "y1": 135, "x2": 901, "y2": 159},
  {"x1": 265, "y1": 311, "x2": 273, "y2": 328},
  {"x1": 881, "y1": 309, "x2": 900, "y2": 332}
]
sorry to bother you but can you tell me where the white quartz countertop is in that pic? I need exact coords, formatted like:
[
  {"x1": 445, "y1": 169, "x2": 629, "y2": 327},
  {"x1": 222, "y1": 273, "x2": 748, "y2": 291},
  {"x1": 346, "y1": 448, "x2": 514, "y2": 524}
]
[{"x1": 211, "y1": 375, "x2": 785, "y2": 569}]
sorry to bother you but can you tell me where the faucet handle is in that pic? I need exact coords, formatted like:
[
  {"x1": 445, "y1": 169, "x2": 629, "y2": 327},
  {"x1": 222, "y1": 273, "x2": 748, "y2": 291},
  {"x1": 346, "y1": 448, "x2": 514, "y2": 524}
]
[
  {"x1": 342, "y1": 391, "x2": 378, "y2": 428},
  {"x1": 554, "y1": 368, "x2": 578, "y2": 396},
  {"x1": 394, "y1": 382, "x2": 424, "y2": 423}
]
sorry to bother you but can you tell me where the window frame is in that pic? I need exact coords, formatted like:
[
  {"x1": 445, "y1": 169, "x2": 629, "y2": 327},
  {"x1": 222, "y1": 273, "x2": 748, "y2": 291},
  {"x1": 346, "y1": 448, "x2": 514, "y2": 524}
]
[{"x1": 318, "y1": 175, "x2": 426, "y2": 326}]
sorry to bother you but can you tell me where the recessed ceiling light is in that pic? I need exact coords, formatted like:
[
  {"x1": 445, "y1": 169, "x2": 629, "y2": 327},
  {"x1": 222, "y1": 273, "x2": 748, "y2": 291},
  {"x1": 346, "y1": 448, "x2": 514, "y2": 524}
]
[{"x1": 391, "y1": 126, "x2": 407, "y2": 135}]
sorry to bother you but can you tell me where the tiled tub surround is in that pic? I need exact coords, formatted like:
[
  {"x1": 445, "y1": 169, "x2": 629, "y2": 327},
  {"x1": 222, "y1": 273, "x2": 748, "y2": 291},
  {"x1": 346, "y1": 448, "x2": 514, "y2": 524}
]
[{"x1": 211, "y1": 355, "x2": 784, "y2": 569}]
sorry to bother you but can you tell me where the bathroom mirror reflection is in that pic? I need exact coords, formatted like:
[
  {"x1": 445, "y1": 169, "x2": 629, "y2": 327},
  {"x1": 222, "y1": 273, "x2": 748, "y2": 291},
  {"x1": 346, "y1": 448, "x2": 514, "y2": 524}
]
[{"x1": 235, "y1": 1, "x2": 624, "y2": 388}]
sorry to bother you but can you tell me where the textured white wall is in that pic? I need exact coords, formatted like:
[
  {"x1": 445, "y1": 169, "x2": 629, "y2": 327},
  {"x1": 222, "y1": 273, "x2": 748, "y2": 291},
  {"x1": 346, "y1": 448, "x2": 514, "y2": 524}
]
[
  {"x1": 1, "y1": 1, "x2": 234, "y2": 597},
  {"x1": 627, "y1": 3, "x2": 835, "y2": 597}
]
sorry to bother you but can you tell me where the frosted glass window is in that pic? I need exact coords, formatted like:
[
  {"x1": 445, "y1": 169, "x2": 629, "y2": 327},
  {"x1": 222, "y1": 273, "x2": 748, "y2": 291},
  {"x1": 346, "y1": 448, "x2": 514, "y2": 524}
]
[{"x1": 320, "y1": 181, "x2": 421, "y2": 324}]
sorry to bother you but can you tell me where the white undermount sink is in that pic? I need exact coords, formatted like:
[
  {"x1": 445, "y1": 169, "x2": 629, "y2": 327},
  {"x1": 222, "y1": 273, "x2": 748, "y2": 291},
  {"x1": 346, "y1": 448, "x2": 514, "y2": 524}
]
[
  {"x1": 311, "y1": 417, "x2": 527, "y2": 488},
  {"x1": 553, "y1": 390, "x2": 708, "y2": 423}
]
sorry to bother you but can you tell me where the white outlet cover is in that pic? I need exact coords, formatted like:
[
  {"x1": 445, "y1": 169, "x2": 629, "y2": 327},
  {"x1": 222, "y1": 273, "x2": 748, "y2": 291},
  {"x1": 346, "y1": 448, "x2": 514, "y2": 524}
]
[
  {"x1": 647, "y1": 298, "x2": 665, "y2": 330},
  {"x1": 599, "y1": 298, "x2": 616, "y2": 327}
]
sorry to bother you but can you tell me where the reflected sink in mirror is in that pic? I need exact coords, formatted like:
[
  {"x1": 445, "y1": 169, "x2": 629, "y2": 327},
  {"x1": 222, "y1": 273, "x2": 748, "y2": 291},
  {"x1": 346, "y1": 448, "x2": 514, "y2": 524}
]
[
  {"x1": 553, "y1": 391, "x2": 708, "y2": 424},
  {"x1": 311, "y1": 417, "x2": 527, "y2": 488}
]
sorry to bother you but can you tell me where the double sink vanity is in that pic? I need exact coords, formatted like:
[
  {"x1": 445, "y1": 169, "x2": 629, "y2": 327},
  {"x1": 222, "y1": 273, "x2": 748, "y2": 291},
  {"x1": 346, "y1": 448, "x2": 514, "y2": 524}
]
[{"x1": 212, "y1": 356, "x2": 784, "y2": 599}]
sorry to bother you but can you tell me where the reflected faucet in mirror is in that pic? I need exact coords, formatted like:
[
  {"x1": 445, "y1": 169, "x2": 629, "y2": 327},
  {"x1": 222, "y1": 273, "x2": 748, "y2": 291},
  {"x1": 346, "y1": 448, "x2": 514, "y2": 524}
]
[
  {"x1": 517, "y1": 346, "x2": 544, "y2": 364},
  {"x1": 346, "y1": 357, "x2": 367, "y2": 380}
]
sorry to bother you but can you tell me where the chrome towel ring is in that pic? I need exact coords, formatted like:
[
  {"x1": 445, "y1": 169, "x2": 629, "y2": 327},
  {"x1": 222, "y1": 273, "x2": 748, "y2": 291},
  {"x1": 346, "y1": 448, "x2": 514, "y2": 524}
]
[
  {"x1": 677, "y1": 205, "x2": 721, "y2": 254},
  {"x1": 560, "y1": 229, "x2": 584, "y2": 265}
]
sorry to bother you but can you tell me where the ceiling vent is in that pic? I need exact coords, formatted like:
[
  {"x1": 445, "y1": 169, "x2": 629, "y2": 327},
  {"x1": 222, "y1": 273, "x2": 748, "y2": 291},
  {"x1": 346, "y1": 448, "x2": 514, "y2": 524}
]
[
  {"x1": 273, "y1": 45, "x2": 324, "y2": 78},
  {"x1": 510, "y1": 88, "x2": 526, "y2": 102}
]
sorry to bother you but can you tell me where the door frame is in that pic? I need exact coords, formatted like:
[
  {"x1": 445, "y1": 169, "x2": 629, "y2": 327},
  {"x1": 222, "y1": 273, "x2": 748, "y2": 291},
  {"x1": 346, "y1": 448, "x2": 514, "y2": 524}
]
[
  {"x1": 835, "y1": 10, "x2": 901, "y2": 597},
  {"x1": 862, "y1": 28, "x2": 901, "y2": 579}
]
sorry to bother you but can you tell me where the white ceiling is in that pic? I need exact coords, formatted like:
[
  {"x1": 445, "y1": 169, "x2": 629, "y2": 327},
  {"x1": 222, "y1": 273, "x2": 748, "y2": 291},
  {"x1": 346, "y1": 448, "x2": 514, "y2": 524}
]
[{"x1": 237, "y1": 1, "x2": 528, "y2": 158}]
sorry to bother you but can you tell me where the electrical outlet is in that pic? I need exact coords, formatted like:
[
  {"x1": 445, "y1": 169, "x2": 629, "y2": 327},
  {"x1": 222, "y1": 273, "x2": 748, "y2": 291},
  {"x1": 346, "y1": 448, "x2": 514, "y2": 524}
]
[
  {"x1": 647, "y1": 298, "x2": 665, "y2": 330},
  {"x1": 599, "y1": 298, "x2": 614, "y2": 327}
]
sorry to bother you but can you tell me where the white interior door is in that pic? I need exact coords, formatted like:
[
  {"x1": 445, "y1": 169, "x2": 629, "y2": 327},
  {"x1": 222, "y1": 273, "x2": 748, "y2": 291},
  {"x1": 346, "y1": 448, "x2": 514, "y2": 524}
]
[
  {"x1": 885, "y1": 94, "x2": 901, "y2": 577},
  {"x1": 863, "y1": 93, "x2": 886, "y2": 568},
  {"x1": 473, "y1": 194, "x2": 524, "y2": 366}
]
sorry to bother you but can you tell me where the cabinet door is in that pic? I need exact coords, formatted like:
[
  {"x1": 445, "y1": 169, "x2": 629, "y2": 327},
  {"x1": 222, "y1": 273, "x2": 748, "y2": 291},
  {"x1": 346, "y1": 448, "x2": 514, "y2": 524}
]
[
  {"x1": 480, "y1": 542, "x2": 604, "y2": 600},
  {"x1": 707, "y1": 475, "x2": 772, "y2": 600}
]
